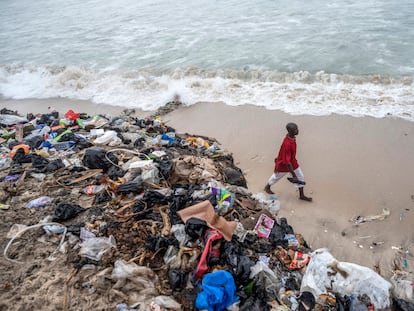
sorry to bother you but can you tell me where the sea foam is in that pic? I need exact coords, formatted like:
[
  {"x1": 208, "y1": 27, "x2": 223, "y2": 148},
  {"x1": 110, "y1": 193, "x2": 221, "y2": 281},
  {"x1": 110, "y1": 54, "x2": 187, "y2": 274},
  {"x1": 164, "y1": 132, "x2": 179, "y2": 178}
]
[{"x1": 1, "y1": 64, "x2": 413, "y2": 121}]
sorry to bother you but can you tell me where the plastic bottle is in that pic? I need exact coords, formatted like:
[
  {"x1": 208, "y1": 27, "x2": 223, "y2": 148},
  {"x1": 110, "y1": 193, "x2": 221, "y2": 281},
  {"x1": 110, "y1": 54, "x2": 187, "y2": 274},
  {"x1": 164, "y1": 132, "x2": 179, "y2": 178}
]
[{"x1": 25, "y1": 196, "x2": 52, "y2": 208}]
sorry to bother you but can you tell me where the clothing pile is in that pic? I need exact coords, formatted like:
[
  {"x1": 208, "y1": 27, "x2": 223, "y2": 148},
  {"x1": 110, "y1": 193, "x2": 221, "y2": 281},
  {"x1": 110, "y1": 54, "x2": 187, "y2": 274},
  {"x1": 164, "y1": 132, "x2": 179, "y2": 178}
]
[{"x1": 0, "y1": 105, "x2": 411, "y2": 311}]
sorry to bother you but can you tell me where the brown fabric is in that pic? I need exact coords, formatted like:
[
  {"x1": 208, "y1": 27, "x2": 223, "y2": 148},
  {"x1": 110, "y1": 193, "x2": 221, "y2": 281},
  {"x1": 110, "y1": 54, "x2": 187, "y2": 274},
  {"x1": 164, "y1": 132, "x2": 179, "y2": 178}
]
[{"x1": 177, "y1": 200, "x2": 237, "y2": 241}]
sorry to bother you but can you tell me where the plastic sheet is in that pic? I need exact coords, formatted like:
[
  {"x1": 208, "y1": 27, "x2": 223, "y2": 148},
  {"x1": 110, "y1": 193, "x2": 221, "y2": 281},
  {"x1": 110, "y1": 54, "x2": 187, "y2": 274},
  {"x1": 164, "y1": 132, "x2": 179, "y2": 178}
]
[{"x1": 300, "y1": 248, "x2": 392, "y2": 309}]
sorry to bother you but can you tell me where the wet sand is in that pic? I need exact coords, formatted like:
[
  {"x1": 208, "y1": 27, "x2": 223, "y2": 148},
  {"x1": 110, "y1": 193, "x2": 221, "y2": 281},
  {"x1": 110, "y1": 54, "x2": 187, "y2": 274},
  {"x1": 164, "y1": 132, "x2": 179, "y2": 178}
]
[{"x1": 2, "y1": 98, "x2": 414, "y2": 278}]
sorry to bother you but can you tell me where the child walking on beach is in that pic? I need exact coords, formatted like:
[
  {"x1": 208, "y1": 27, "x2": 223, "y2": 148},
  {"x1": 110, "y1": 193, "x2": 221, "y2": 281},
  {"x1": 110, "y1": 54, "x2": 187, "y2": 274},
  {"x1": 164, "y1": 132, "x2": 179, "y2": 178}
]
[{"x1": 264, "y1": 122, "x2": 312, "y2": 201}]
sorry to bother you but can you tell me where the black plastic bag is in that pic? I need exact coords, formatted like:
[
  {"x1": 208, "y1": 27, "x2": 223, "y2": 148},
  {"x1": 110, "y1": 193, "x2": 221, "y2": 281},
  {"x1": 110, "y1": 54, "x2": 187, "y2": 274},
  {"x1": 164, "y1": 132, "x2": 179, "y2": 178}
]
[
  {"x1": 95, "y1": 191, "x2": 113, "y2": 204},
  {"x1": 333, "y1": 293, "x2": 350, "y2": 311},
  {"x1": 145, "y1": 235, "x2": 178, "y2": 251},
  {"x1": 66, "y1": 223, "x2": 85, "y2": 236},
  {"x1": 133, "y1": 137, "x2": 146, "y2": 149},
  {"x1": 38, "y1": 113, "x2": 57, "y2": 126},
  {"x1": 31, "y1": 154, "x2": 50, "y2": 169},
  {"x1": 298, "y1": 291, "x2": 316, "y2": 311},
  {"x1": 168, "y1": 269, "x2": 187, "y2": 291},
  {"x1": 158, "y1": 159, "x2": 173, "y2": 180},
  {"x1": 185, "y1": 217, "x2": 208, "y2": 240},
  {"x1": 239, "y1": 297, "x2": 269, "y2": 311},
  {"x1": 223, "y1": 167, "x2": 247, "y2": 187},
  {"x1": 24, "y1": 135, "x2": 44, "y2": 150},
  {"x1": 45, "y1": 159, "x2": 65, "y2": 173},
  {"x1": 117, "y1": 181, "x2": 144, "y2": 194},
  {"x1": 71, "y1": 135, "x2": 92, "y2": 150},
  {"x1": 107, "y1": 165, "x2": 126, "y2": 180},
  {"x1": 143, "y1": 189, "x2": 171, "y2": 207},
  {"x1": 12, "y1": 148, "x2": 32, "y2": 163},
  {"x1": 268, "y1": 217, "x2": 294, "y2": 247},
  {"x1": 53, "y1": 203, "x2": 85, "y2": 221},
  {"x1": 169, "y1": 186, "x2": 190, "y2": 225},
  {"x1": 132, "y1": 200, "x2": 146, "y2": 213},
  {"x1": 82, "y1": 148, "x2": 118, "y2": 172},
  {"x1": 393, "y1": 298, "x2": 414, "y2": 311},
  {"x1": 221, "y1": 241, "x2": 254, "y2": 285}
]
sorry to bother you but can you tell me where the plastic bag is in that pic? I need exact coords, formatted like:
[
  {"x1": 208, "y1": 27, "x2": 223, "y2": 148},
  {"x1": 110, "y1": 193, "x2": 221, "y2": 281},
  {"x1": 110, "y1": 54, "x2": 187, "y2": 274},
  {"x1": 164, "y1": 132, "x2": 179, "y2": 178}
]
[
  {"x1": 0, "y1": 157, "x2": 12, "y2": 171},
  {"x1": 141, "y1": 166, "x2": 159, "y2": 184},
  {"x1": 222, "y1": 241, "x2": 254, "y2": 285},
  {"x1": 151, "y1": 296, "x2": 181, "y2": 311},
  {"x1": 168, "y1": 269, "x2": 187, "y2": 291},
  {"x1": 12, "y1": 148, "x2": 32, "y2": 163},
  {"x1": 79, "y1": 235, "x2": 116, "y2": 261},
  {"x1": 211, "y1": 187, "x2": 235, "y2": 216},
  {"x1": 163, "y1": 245, "x2": 179, "y2": 266},
  {"x1": 26, "y1": 196, "x2": 52, "y2": 208},
  {"x1": 0, "y1": 114, "x2": 27, "y2": 125},
  {"x1": 390, "y1": 271, "x2": 414, "y2": 303},
  {"x1": 53, "y1": 203, "x2": 85, "y2": 221},
  {"x1": 158, "y1": 158, "x2": 173, "y2": 179},
  {"x1": 195, "y1": 270, "x2": 238, "y2": 311},
  {"x1": 185, "y1": 217, "x2": 208, "y2": 240},
  {"x1": 64, "y1": 109, "x2": 80, "y2": 121},
  {"x1": 82, "y1": 147, "x2": 118, "y2": 172},
  {"x1": 111, "y1": 259, "x2": 153, "y2": 280},
  {"x1": 223, "y1": 166, "x2": 247, "y2": 187},
  {"x1": 7, "y1": 224, "x2": 28, "y2": 238},
  {"x1": 171, "y1": 224, "x2": 189, "y2": 246},
  {"x1": 117, "y1": 181, "x2": 144, "y2": 194},
  {"x1": 93, "y1": 130, "x2": 121, "y2": 146},
  {"x1": 300, "y1": 248, "x2": 392, "y2": 309}
]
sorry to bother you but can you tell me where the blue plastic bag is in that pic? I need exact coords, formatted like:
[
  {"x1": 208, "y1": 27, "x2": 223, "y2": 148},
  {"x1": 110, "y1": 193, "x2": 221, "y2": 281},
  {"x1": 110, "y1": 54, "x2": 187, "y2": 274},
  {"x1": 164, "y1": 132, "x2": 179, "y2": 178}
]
[{"x1": 195, "y1": 270, "x2": 239, "y2": 311}]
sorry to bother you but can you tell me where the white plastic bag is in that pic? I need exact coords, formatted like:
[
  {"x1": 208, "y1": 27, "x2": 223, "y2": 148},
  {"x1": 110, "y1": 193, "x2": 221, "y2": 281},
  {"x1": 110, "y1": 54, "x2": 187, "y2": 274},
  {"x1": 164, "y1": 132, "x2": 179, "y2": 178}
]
[
  {"x1": 141, "y1": 166, "x2": 159, "y2": 184},
  {"x1": 300, "y1": 248, "x2": 392, "y2": 309},
  {"x1": 111, "y1": 259, "x2": 153, "y2": 280},
  {"x1": 390, "y1": 271, "x2": 414, "y2": 303},
  {"x1": 252, "y1": 192, "x2": 280, "y2": 217},
  {"x1": 171, "y1": 224, "x2": 189, "y2": 246},
  {"x1": 79, "y1": 235, "x2": 116, "y2": 261},
  {"x1": 93, "y1": 130, "x2": 121, "y2": 146},
  {"x1": 151, "y1": 296, "x2": 182, "y2": 310},
  {"x1": 249, "y1": 261, "x2": 278, "y2": 281}
]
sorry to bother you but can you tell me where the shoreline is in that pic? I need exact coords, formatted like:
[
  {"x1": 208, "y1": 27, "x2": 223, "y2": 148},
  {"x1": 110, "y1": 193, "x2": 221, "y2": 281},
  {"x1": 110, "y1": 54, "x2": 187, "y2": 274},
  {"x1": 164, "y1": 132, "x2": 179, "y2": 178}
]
[{"x1": 2, "y1": 97, "x2": 414, "y2": 278}]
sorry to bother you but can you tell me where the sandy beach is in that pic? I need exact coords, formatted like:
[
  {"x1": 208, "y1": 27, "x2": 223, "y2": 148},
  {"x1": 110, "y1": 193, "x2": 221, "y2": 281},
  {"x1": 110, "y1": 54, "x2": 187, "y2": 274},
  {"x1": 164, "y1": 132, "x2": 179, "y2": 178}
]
[{"x1": 2, "y1": 98, "x2": 413, "y2": 280}]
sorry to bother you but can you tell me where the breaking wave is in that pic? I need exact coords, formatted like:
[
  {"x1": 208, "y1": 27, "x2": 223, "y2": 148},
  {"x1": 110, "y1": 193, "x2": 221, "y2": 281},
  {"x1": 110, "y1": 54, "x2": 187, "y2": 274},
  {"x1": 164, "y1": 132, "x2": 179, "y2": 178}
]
[{"x1": 1, "y1": 64, "x2": 413, "y2": 121}]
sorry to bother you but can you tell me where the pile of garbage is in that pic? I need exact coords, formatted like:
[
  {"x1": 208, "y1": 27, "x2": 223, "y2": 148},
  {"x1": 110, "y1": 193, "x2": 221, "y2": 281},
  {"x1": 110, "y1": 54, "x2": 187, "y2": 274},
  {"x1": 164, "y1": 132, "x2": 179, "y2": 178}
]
[{"x1": 0, "y1": 105, "x2": 413, "y2": 311}]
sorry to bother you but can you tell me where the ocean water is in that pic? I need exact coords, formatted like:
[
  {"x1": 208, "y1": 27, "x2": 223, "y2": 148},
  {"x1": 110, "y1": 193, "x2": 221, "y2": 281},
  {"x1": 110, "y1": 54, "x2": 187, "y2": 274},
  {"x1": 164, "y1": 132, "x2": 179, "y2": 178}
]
[{"x1": 1, "y1": 0, "x2": 414, "y2": 120}]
